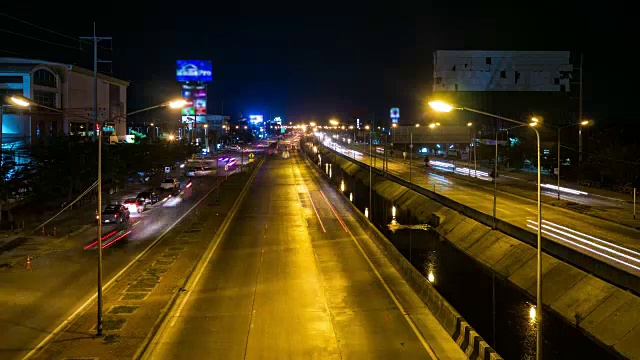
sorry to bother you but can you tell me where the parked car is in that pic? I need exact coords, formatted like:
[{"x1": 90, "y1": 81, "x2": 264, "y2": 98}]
[
  {"x1": 124, "y1": 198, "x2": 146, "y2": 214},
  {"x1": 161, "y1": 178, "x2": 179, "y2": 190},
  {"x1": 137, "y1": 190, "x2": 160, "y2": 204},
  {"x1": 101, "y1": 204, "x2": 130, "y2": 224}
]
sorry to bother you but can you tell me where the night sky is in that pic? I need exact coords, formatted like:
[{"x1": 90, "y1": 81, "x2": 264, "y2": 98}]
[{"x1": 0, "y1": 5, "x2": 630, "y2": 125}]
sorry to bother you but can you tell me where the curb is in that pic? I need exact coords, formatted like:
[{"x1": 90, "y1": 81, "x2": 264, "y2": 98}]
[{"x1": 303, "y1": 145, "x2": 502, "y2": 359}]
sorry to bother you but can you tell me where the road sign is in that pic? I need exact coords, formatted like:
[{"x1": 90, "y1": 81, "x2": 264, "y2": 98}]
[
  {"x1": 249, "y1": 153, "x2": 255, "y2": 159},
  {"x1": 390, "y1": 108, "x2": 400, "y2": 123},
  {"x1": 165, "y1": 167, "x2": 170, "y2": 174}
]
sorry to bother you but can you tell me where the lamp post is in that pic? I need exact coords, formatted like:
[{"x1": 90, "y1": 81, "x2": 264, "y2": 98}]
[
  {"x1": 11, "y1": 95, "x2": 185, "y2": 336},
  {"x1": 430, "y1": 100, "x2": 543, "y2": 360},
  {"x1": 494, "y1": 125, "x2": 526, "y2": 226},
  {"x1": 467, "y1": 122, "x2": 477, "y2": 177},
  {"x1": 551, "y1": 120, "x2": 591, "y2": 199}
]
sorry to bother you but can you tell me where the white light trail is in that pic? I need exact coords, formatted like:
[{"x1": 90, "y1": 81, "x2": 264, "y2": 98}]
[
  {"x1": 541, "y1": 184, "x2": 588, "y2": 195},
  {"x1": 526, "y1": 220, "x2": 640, "y2": 272}
]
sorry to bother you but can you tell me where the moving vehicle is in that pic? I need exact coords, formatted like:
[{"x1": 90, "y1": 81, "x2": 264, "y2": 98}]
[
  {"x1": 101, "y1": 204, "x2": 130, "y2": 224},
  {"x1": 124, "y1": 198, "x2": 146, "y2": 214},
  {"x1": 161, "y1": 178, "x2": 179, "y2": 190},
  {"x1": 137, "y1": 190, "x2": 160, "y2": 204},
  {"x1": 185, "y1": 166, "x2": 213, "y2": 177}
]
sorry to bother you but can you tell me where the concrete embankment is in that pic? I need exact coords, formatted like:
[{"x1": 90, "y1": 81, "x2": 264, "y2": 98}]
[{"x1": 322, "y1": 146, "x2": 640, "y2": 360}]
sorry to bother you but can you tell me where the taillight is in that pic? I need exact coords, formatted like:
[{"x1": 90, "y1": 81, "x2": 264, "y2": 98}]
[{"x1": 114, "y1": 214, "x2": 118, "y2": 218}]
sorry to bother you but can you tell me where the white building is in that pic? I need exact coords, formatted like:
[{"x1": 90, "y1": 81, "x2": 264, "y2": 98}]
[
  {"x1": 1, "y1": 57, "x2": 129, "y2": 151},
  {"x1": 433, "y1": 50, "x2": 572, "y2": 92}
]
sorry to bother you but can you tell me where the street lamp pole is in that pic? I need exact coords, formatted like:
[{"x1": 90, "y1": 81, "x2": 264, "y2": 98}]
[{"x1": 429, "y1": 101, "x2": 543, "y2": 360}]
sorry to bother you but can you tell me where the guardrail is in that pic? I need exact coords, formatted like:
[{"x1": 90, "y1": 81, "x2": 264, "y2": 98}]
[{"x1": 318, "y1": 142, "x2": 640, "y2": 295}]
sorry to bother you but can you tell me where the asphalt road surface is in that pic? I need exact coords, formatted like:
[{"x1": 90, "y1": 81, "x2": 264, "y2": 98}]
[
  {"x1": 324, "y1": 140, "x2": 640, "y2": 278},
  {"x1": 0, "y1": 173, "x2": 229, "y2": 360},
  {"x1": 144, "y1": 154, "x2": 461, "y2": 359}
]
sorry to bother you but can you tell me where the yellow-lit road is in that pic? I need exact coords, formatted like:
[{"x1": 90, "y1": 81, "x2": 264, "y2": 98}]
[{"x1": 143, "y1": 154, "x2": 464, "y2": 359}]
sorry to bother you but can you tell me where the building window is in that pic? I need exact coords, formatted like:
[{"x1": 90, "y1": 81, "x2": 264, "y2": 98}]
[
  {"x1": 554, "y1": 78, "x2": 560, "y2": 85},
  {"x1": 500, "y1": 71, "x2": 506, "y2": 78},
  {"x1": 486, "y1": 57, "x2": 492, "y2": 65},
  {"x1": 33, "y1": 69, "x2": 57, "y2": 88},
  {"x1": 69, "y1": 122, "x2": 87, "y2": 136},
  {"x1": 33, "y1": 90, "x2": 56, "y2": 108}
]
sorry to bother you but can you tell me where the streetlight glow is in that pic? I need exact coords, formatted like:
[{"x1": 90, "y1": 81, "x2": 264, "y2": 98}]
[
  {"x1": 10, "y1": 96, "x2": 30, "y2": 107},
  {"x1": 415, "y1": 123, "x2": 420, "y2": 127},
  {"x1": 428, "y1": 101, "x2": 454, "y2": 112},
  {"x1": 168, "y1": 134, "x2": 175, "y2": 141},
  {"x1": 364, "y1": 125, "x2": 370, "y2": 130},
  {"x1": 580, "y1": 120, "x2": 590, "y2": 126},
  {"x1": 529, "y1": 305, "x2": 537, "y2": 322},
  {"x1": 428, "y1": 123, "x2": 437, "y2": 129},
  {"x1": 392, "y1": 123, "x2": 398, "y2": 128},
  {"x1": 310, "y1": 121, "x2": 316, "y2": 127},
  {"x1": 329, "y1": 119, "x2": 339, "y2": 126},
  {"x1": 169, "y1": 99, "x2": 187, "y2": 108},
  {"x1": 467, "y1": 122, "x2": 473, "y2": 127}
]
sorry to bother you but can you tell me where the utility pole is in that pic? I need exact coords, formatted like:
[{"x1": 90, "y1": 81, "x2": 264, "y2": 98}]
[
  {"x1": 578, "y1": 53, "x2": 583, "y2": 165},
  {"x1": 80, "y1": 23, "x2": 111, "y2": 338}
]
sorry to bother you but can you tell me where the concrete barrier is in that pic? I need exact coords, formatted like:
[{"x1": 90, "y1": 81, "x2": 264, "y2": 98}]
[
  {"x1": 321, "y1": 144, "x2": 640, "y2": 295},
  {"x1": 302, "y1": 142, "x2": 502, "y2": 359},
  {"x1": 313, "y1": 143, "x2": 640, "y2": 360}
]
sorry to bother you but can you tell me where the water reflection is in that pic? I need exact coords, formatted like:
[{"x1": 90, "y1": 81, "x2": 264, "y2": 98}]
[{"x1": 310, "y1": 145, "x2": 613, "y2": 360}]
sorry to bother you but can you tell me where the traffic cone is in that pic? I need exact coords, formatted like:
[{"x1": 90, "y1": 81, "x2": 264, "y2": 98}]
[{"x1": 26, "y1": 256, "x2": 31, "y2": 270}]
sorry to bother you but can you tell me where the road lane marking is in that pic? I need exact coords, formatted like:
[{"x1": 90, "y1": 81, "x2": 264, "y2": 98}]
[
  {"x1": 319, "y1": 190, "x2": 348, "y2": 232},
  {"x1": 139, "y1": 159, "x2": 262, "y2": 359},
  {"x1": 304, "y1": 153, "x2": 438, "y2": 359},
  {"x1": 22, "y1": 176, "x2": 232, "y2": 360},
  {"x1": 308, "y1": 192, "x2": 327, "y2": 233}
]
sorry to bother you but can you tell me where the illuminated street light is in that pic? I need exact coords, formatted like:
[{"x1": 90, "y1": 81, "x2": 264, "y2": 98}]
[
  {"x1": 580, "y1": 120, "x2": 589, "y2": 126},
  {"x1": 428, "y1": 123, "x2": 438, "y2": 129},
  {"x1": 168, "y1": 134, "x2": 176, "y2": 141},
  {"x1": 329, "y1": 119, "x2": 339, "y2": 126},
  {"x1": 364, "y1": 125, "x2": 370, "y2": 130},
  {"x1": 150, "y1": 123, "x2": 155, "y2": 127},
  {"x1": 428, "y1": 100, "x2": 454, "y2": 112},
  {"x1": 430, "y1": 99, "x2": 543, "y2": 360},
  {"x1": 10, "y1": 95, "x2": 30, "y2": 107},
  {"x1": 467, "y1": 122, "x2": 473, "y2": 127},
  {"x1": 392, "y1": 123, "x2": 398, "y2": 128},
  {"x1": 415, "y1": 123, "x2": 420, "y2": 127},
  {"x1": 310, "y1": 121, "x2": 316, "y2": 127},
  {"x1": 169, "y1": 99, "x2": 187, "y2": 108}
]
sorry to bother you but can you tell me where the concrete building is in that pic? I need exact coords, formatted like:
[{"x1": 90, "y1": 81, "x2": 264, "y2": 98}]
[
  {"x1": 432, "y1": 50, "x2": 575, "y2": 128},
  {"x1": 1, "y1": 57, "x2": 129, "y2": 152}
]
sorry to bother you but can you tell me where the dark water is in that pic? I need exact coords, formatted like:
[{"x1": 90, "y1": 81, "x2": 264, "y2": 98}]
[{"x1": 313, "y1": 149, "x2": 616, "y2": 360}]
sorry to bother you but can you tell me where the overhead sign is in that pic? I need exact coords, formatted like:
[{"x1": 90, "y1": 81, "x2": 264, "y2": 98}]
[
  {"x1": 390, "y1": 108, "x2": 400, "y2": 122},
  {"x1": 249, "y1": 115, "x2": 263, "y2": 123},
  {"x1": 176, "y1": 60, "x2": 213, "y2": 82}
]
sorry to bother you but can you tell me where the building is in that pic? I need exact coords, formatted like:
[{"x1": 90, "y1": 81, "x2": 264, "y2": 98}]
[
  {"x1": 1, "y1": 57, "x2": 129, "y2": 152},
  {"x1": 432, "y1": 50, "x2": 575, "y2": 127}
]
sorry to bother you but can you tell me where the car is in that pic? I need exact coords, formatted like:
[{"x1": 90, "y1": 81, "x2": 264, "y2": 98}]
[
  {"x1": 161, "y1": 178, "x2": 179, "y2": 189},
  {"x1": 137, "y1": 191, "x2": 160, "y2": 204},
  {"x1": 185, "y1": 166, "x2": 212, "y2": 177},
  {"x1": 124, "y1": 198, "x2": 146, "y2": 214},
  {"x1": 101, "y1": 204, "x2": 130, "y2": 224}
]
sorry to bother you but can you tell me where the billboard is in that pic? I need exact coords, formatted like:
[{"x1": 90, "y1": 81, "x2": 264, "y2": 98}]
[
  {"x1": 249, "y1": 115, "x2": 263, "y2": 123},
  {"x1": 176, "y1": 60, "x2": 213, "y2": 82},
  {"x1": 390, "y1": 108, "x2": 399, "y2": 123},
  {"x1": 181, "y1": 84, "x2": 206, "y2": 116},
  {"x1": 181, "y1": 115, "x2": 206, "y2": 124},
  {"x1": 433, "y1": 50, "x2": 572, "y2": 92},
  {"x1": 194, "y1": 98, "x2": 207, "y2": 115}
]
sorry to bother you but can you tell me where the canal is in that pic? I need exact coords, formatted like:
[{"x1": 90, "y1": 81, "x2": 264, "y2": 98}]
[{"x1": 312, "y1": 147, "x2": 615, "y2": 359}]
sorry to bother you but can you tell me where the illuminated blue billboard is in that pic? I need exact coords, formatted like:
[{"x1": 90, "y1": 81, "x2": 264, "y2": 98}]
[{"x1": 176, "y1": 60, "x2": 213, "y2": 82}]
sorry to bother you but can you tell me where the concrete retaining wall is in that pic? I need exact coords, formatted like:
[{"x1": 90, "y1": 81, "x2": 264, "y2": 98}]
[
  {"x1": 319, "y1": 145, "x2": 640, "y2": 360},
  {"x1": 305, "y1": 144, "x2": 501, "y2": 359}
]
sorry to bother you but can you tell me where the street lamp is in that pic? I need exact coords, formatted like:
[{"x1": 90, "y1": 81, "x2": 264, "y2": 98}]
[
  {"x1": 549, "y1": 120, "x2": 592, "y2": 200},
  {"x1": 329, "y1": 119, "x2": 339, "y2": 126},
  {"x1": 13, "y1": 95, "x2": 186, "y2": 337},
  {"x1": 430, "y1": 100, "x2": 544, "y2": 360}
]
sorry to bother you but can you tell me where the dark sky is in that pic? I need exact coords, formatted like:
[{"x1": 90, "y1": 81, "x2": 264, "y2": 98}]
[{"x1": 0, "y1": 4, "x2": 630, "y2": 125}]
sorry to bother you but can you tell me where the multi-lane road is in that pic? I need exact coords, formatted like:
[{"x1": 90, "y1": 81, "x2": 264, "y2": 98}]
[
  {"x1": 0, "y1": 161, "x2": 238, "y2": 360},
  {"x1": 143, "y1": 153, "x2": 464, "y2": 359},
  {"x1": 322, "y1": 138, "x2": 640, "y2": 278}
]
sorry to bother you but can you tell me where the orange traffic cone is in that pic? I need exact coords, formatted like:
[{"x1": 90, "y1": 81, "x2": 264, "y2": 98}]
[{"x1": 26, "y1": 256, "x2": 31, "y2": 270}]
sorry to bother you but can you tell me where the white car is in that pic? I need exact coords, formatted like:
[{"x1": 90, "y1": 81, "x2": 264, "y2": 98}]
[{"x1": 161, "y1": 178, "x2": 178, "y2": 189}]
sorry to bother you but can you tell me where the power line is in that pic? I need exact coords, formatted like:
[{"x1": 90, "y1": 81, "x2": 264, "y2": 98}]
[
  {"x1": 0, "y1": 27, "x2": 83, "y2": 51},
  {"x1": 560, "y1": 144, "x2": 640, "y2": 166},
  {"x1": 0, "y1": 11, "x2": 90, "y2": 47}
]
